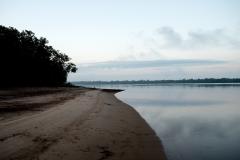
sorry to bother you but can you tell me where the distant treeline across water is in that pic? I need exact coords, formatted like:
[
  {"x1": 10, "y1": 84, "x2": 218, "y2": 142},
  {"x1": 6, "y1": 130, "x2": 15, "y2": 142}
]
[{"x1": 74, "y1": 78, "x2": 240, "y2": 85}]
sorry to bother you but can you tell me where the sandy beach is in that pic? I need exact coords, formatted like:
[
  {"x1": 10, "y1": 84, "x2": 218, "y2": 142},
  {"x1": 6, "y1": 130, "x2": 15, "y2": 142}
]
[{"x1": 0, "y1": 87, "x2": 166, "y2": 160}]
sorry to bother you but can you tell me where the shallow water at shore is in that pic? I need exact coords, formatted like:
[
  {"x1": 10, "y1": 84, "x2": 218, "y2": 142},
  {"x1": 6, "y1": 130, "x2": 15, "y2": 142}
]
[{"x1": 75, "y1": 83, "x2": 240, "y2": 160}]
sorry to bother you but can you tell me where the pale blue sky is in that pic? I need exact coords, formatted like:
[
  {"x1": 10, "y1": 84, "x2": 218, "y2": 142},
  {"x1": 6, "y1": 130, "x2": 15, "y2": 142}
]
[{"x1": 1, "y1": 0, "x2": 240, "y2": 80}]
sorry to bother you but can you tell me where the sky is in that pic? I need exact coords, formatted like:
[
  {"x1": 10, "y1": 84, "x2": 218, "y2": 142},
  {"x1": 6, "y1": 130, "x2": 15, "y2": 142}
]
[{"x1": 1, "y1": 0, "x2": 240, "y2": 81}]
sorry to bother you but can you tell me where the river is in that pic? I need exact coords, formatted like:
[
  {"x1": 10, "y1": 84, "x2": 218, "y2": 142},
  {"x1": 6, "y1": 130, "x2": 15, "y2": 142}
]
[{"x1": 74, "y1": 83, "x2": 240, "y2": 160}]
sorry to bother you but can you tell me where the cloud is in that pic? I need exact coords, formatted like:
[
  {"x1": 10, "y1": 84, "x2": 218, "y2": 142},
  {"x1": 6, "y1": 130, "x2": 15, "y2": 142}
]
[
  {"x1": 154, "y1": 26, "x2": 240, "y2": 50},
  {"x1": 155, "y1": 27, "x2": 182, "y2": 48},
  {"x1": 78, "y1": 59, "x2": 226, "y2": 69},
  {"x1": 68, "y1": 59, "x2": 240, "y2": 81},
  {"x1": 68, "y1": 26, "x2": 240, "y2": 81},
  {"x1": 121, "y1": 26, "x2": 240, "y2": 62}
]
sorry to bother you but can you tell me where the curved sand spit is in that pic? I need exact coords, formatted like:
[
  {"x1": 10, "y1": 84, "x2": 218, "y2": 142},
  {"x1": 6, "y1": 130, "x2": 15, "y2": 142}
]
[{"x1": 0, "y1": 88, "x2": 167, "y2": 160}]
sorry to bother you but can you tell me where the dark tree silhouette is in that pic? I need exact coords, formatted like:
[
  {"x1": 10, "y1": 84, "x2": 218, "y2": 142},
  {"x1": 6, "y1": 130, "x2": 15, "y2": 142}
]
[{"x1": 0, "y1": 25, "x2": 77, "y2": 87}]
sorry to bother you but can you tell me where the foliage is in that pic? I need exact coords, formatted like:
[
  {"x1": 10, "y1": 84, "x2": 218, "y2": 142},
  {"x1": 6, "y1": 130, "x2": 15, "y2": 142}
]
[{"x1": 0, "y1": 25, "x2": 77, "y2": 87}]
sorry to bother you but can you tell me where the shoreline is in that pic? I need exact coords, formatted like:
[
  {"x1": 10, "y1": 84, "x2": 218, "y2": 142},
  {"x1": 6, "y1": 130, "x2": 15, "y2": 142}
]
[{"x1": 0, "y1": 87, "x2": 167, "y2": 160}]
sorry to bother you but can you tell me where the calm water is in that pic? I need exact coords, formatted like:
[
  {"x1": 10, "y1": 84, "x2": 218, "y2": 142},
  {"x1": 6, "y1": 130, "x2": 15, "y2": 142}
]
[{"x1": 75, "y1": 83, "x2": 240, "y2": 160}]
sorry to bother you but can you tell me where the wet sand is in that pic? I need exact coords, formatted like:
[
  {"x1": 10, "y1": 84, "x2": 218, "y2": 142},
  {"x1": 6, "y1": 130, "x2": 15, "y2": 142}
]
[{"x1": 0, "y1": 87, "x2": 166, "y2": 160}]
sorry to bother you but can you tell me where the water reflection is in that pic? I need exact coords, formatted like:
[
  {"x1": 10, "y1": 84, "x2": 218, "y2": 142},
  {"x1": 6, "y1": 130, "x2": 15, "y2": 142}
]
[
  {"x1": 116, "y1": 84, "x2": 240, "y2": 160},
  {"x1": 125, "y1": 99, "x2": 224, "y2": 107}
]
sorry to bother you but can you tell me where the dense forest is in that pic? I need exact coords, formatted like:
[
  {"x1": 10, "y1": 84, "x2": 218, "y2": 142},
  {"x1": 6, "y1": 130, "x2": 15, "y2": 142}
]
[
  {"x1": 76, "y1": 78, "x2": 240, "y2": 85},
  {"x1": 0, "y1": 25, "x2": 77, "y2": 87}
]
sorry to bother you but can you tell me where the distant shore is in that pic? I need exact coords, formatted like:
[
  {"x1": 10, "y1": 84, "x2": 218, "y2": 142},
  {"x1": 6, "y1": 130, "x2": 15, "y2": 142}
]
[
  {"x1": 0, "y1": 87, "x2": 167, "y2": 160},
  {"x1": 73, "y1": 78, "x2": 240, "y2": 86}
]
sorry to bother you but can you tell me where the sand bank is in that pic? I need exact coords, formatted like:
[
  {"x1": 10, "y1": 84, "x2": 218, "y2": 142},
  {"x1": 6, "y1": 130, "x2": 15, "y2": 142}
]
[{"x1": 0, "y1": 88, "x2": 166, "y2": 160}]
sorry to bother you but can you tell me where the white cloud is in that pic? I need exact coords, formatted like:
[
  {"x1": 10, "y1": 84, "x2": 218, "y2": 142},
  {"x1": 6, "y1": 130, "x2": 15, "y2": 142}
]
[
  {"x1": 122, "y1": 26, "x2": 240, "y2": 61},
  {"x1": 155, "y1": 26, "x2": 240, "y2": 50},
  {"x1": 155, "y1": 27, "x2": 182, "y2": 48}
]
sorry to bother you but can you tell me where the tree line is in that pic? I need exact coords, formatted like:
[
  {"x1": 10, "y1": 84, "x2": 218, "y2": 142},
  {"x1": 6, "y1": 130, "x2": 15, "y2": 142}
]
[
  {"x1": 0, "y1": 25, "x2": 77, "y2": 87},
  {"x1": 77, "y1": 78, "x2": 240, "y2": 85}
]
